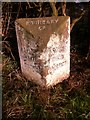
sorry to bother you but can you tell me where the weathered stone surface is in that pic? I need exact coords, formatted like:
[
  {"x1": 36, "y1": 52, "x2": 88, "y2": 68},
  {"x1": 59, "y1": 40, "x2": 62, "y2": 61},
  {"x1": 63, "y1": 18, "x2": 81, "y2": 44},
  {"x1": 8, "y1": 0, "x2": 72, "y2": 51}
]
[{"x1": 15, "y1": 16, "x2": 70, "y2": 88}]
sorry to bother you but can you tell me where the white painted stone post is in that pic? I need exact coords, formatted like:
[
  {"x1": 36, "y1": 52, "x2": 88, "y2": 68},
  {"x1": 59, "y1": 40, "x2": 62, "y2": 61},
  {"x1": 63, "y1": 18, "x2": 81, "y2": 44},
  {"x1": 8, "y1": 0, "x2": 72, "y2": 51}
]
[{"x1": 15, "y1": 16, "x2": 70, "y2": 88}]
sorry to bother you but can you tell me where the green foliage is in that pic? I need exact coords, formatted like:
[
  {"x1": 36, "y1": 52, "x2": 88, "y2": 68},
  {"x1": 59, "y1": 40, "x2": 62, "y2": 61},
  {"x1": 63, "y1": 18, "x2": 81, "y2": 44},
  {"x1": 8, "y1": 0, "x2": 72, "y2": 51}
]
[
  {"x1": 63, "y1": 94, "x2": 90, "y2": 120},
  {"x1": 2, "y1": 51, "x2": 90, "y2": 120}
]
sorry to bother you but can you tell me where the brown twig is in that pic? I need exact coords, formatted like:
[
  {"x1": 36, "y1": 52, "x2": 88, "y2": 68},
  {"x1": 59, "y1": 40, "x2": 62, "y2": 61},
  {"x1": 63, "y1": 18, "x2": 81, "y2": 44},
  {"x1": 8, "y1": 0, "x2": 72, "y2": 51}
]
[
  {"x1": 26, "y1": 0, "x2": 31, "y2": 8},
  {"x1": 16, "y1": 2, "x2": 21, "y2": 18},
  {"x1": 49, "y1": 2, "x2": 58, "y2": 16},
  {"x1": 2, "y1": 12, "x2": 8, "y2": 36},
  {"x1": 61, "y1": 0, "x2": 66, "y2": 16},
  {"x1": 0, "y1": 18, "x2": 4, "y2": 36},
  {"x1": 6, "y1": 14, "x2": 11, "y2": 35},
  {"x1": 2, "y1": 57, "x2": 10, "y2": 68},
  {"x1": 57, "y1": 6, "x2": 61, "y2": 11},
  {"x1": 70, "y1": 10, "x2": 86, "y2": 32},
  {"x1": 86, "y1": 45, "x2": 90, "y2": 60},
  {"x1": 2, "y1": 41, "x2": 15, "y2": 60}
]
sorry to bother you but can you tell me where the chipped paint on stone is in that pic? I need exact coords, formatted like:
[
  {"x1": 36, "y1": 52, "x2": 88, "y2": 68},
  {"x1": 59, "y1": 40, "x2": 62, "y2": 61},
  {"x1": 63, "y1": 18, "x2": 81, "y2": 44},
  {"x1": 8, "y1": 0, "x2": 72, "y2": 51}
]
[{"x1": 15, "y1": 16, "x2": 70, "y2": 88}]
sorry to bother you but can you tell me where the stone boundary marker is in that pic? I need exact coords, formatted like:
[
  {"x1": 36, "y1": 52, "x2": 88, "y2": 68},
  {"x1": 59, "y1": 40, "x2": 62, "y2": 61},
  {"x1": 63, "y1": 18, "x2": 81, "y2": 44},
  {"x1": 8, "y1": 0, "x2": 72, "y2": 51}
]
[{"x1": 15, "y1": 16, "x2": 70, "y2": 88}]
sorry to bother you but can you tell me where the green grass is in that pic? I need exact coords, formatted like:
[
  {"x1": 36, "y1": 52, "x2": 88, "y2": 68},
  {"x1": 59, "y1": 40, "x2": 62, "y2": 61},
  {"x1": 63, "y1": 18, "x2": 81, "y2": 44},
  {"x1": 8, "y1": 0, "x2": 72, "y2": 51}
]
[{"x1": 2, "y1": 49, "x2": 90, "y2": 120}]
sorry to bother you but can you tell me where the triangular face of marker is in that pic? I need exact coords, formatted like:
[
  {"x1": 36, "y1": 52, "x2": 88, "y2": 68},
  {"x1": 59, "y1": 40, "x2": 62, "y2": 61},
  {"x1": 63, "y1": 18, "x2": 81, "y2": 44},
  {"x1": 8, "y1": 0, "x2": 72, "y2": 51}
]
[{"x1": 15, "y1": 16, "x2": 70, "y2": 51}]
